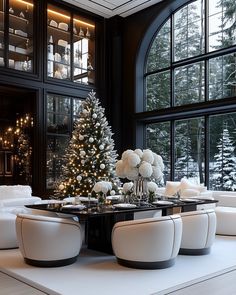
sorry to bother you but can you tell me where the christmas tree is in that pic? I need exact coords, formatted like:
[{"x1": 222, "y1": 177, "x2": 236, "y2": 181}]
[
  {"x1": 212, "y1": 126, "x2": 236, "y2": 191},
  {"x1": 55, "y1": 91, "x2": 120, "y2": 197}
]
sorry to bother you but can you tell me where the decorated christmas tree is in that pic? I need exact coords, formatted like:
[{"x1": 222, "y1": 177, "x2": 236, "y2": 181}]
[{"x1": 55, "y1": 91, "x2": 120, "y2": 198}]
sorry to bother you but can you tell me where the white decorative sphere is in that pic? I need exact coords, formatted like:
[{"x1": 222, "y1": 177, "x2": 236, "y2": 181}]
[
  {"x1": 100, "y1": 163, "x2": 105, "y2": 169},
  {"x1": 127, "y1": 152, "x2": 141, "y2": 167},
  {"x1": 79, "y1": 134, "x2": 84, "y2": 140},
  {"x1": 134, "y1": 148, "x2": 143, "y2": 158},
  {"x1": 110, "y1": 190, "x2": 116, "y2": 196},
  {"x1": 142, "y1": 149, "x2": 154, "y2": 164},
  {"x1": 152, "y1": 166, "x2": 163, "y2": 180},
  {"x1": 99, "y1": 144, "x2": 104, "y2": 150},
  {"x1": 92, "y1": 113, "x2": 97, "y2": 119},
  {"x1": 122, "y1": 182, "x2": 134, "y2": 193},
  {"x1": 76, "y1": 175, "x2": 82, "y2": 182},
  {"x1": 96, "y1": 123, "x2": 100, "y2": 127},
  {"x1": 124, "y1": 165, "x2": 139, "y2": 180},
  {"x1": 121, "y1": 149, "x2": 133, "y2": 161},
  {"x1": 115, "y1": 160, "x2": 126, "y2": 178},
  {"x1": 93, "y1": 182, "x2": 103, "y2": 193},
  {"x1": 147, "y1": 181, "x2": 158, "y2": 193},
  {"x1": 89, "y1": 137, "x2": 94, "y2": 143},
  {"x1": 139, "y1": 161, "x2": 153, "y2": 178},
  {"x1": 80, "y1": 150, "x2": 86, "y2": 157}
]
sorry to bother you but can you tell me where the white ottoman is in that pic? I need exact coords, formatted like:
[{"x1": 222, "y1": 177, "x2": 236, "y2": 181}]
[
  {"x1": 215, "y1": 206, "x2": 236, "y2": 235},
  {"x1": 0, "y1": 212, "x2": 18, "y2": 249}
]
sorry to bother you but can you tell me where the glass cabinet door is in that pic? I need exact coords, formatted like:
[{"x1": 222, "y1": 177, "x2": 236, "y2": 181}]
[
  {"x1": 0, "y1": 0, "x2": 4, "y2": 66},
  {"x1": 47, "y1": 4, "x2": 95, "y2": 85},
  {"x1": 73, "y1": 15, "x2": 95, "y2": 84},
  {"x1": 47, "y1": 5, "x2": 71, "y2": 80},
  {"x1": 46, "y1": 94, "x2": 82, "y2": 189},
  {"x1": 8, "y1": 0, "x2": 34, "y2": 71}
]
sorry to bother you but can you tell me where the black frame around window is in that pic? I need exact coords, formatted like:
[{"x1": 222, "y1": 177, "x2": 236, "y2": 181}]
[{"x1": 135, "y1": 0, "x2": 236, "y2": 188}]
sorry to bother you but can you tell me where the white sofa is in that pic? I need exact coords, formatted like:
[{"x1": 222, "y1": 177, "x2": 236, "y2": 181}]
[
  {"x1": 212, "y1": 191, "x2": 236, "y2": 235},
  {"x1": 0, "y1": 185, "x2": 41, "y2": 208},
  {"x1": 0, "y1": 185, "x2": 41, "y2": 249}
]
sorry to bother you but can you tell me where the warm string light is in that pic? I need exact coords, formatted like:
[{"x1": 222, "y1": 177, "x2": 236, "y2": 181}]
[{"x1": 47, "y1": 9, "x2": 95, "y2": 28}]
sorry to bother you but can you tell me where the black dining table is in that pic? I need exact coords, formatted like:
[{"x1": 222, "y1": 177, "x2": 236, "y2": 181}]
[{"x1": 26, "y1": 198, "x2": 217, "y2": 254}]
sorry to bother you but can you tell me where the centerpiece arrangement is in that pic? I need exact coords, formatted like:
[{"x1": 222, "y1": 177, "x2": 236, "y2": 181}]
[{"x1": 116, "y1": 149, "x2": 164, "y2": 202}]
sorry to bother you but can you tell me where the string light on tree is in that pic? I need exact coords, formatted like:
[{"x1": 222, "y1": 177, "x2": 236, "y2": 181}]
[{"x1": 55, "y1": 90, "x2": 120, "y2": 198}]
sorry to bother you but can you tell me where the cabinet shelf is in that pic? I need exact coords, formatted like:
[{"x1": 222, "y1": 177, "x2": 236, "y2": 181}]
[
  {"x1": 9, "y1": 13, "x2": 29, "y2": 24},
  {"x1": 48, "y1": 59, "x2": 70, "y2": 66}
]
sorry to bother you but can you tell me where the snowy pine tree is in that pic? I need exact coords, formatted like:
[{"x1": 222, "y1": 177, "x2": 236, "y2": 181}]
[
  {"x1": 55, "y1": 91, "x2": 120, "y2": 197},
  {"x1": 212, "y1": 126, "x2": 236, "y2": 191}
]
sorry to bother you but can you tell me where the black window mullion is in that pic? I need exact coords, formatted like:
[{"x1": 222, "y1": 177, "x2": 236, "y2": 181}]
[
  {"x1": 170, "y1": 13, "x2": 174, "y2": 107},
  {"x1": 171, "y1": 120, "x2": 175, "y2": 180},
  {"x1": 205, "y1": 115, "x2": 209, "y2": 188}
]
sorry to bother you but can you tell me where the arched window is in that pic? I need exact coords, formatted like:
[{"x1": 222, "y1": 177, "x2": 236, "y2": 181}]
[{"x1": 139, "y1": 0, "x2": 236, "y2": 190}]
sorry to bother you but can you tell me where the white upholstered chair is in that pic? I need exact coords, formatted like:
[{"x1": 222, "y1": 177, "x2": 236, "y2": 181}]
[
  {"x1": 179, "y1": 209, "x2": 216, "y2": 255},
  {"x1": 16, "y1": 214, "x2": 82, "y2": 267},
  {"x1": 0, "y1": 212, "x2": 18, "y2": 249},
  {"x1": 111, "y1": 214, "x2": 182, "y2": 269}
]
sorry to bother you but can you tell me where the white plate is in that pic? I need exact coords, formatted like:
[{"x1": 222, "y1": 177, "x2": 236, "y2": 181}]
[
  {"x1": 180, "y1": 198, "x2": 200, "y2": 203},
  {"x1": 152, "y1": 200, "x2": 174, "y2": 205},
  {"x1": 62, "y1": 204, "x2": 86, "y2": 210},
  {"x1": 106, "y1": 195, "x2": 121, "y2": 201},
  {"x1": 113, "y1": 203, "x2": 137, "y2": 209},
  {"x1": 79, "y1": 196, "x2": 98, "y2": 202}
]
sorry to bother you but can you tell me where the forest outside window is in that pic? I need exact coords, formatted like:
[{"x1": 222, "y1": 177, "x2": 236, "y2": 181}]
[{"x1": 142, "y1": 0, "x2": 236, "y2": 190}]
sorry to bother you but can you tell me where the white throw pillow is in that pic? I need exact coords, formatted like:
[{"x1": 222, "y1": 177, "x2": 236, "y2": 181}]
[
  {"x1": 164, "y1": 181, "x2": 181, "y2": 196},
  {"x1": 180, "y1": 178, "x2": 205, "y2": 193},
  {"x1": 181, "y1": 188, "x2": 200, "y2": 198}
]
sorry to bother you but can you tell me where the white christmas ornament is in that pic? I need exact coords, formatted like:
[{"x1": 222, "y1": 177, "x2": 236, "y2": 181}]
[
  {"x1": 89, "y1": 137, "x2": 94, "y2": 143},
  {"x1": 80, "y1": 150, "x2": 86, "y2": 157},
  {"x1": 110, "y1": 190, "x2": 116, "y2": 196},
  {"x1": 76, "y1": 175, "x2": 82, "y2": 181},
  {"x1": 100, "y1": 163, "x2": 105, "y2": 169},
  {"x1": 92, "y1": 113, "x2": 97, "y2": 119},
  {"x1": 79, "y1": 134, "x2": 84, "y2": 140},
  {"x1": 99, "y1": 144, "x2": 104, "y2": 150}
]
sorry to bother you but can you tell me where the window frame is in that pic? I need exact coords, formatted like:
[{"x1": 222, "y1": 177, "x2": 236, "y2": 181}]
[{"x1": 135, "y1": 0, "x2": 236, "y2": 187}]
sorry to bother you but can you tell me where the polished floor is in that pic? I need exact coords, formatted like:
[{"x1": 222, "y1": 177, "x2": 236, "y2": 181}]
[{"x1": 0, "y1": 235, "x2": 236, "y2": 295}]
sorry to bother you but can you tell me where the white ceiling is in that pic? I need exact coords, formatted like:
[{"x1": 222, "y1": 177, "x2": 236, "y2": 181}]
[{"x1": 62, "y1": 0, "x2": 164, "y2": 18}]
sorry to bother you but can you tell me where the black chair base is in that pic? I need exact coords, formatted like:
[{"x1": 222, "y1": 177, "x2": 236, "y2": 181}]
[
  {"x1": 24, "y1": 255, "x2": 78, "y2": 267},
  {"x1": 117, "y1": 257, "x2": 175, "y2": 269},
  {"x1": 179, "y1": 247, "x2": 211, "y2": 255}
]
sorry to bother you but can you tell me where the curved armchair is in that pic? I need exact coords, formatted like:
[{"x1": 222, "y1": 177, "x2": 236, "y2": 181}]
[
  {"x1": 111, "y1": 214, "x2": 182, "y2": 269},
  {"x1": 16, "y1": 214, "x2": 82, "y2": 267},
  {"x1": 179, "y1": 209, "x2": 216, "y2": 255}
]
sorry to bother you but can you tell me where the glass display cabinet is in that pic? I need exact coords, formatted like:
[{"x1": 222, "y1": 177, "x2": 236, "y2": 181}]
[
  {"x1": 46, "y1": 94, "x2": 82, "y2": 189},
  {"x1": 0, "y1": 0, "x2": 4, "y2": 66},
  {"x1": 47, "y1": 4, "x2": 95, "y2": 85},
  {"x1": 0, "y1": 0, "x2": 34, "y2": 72}
]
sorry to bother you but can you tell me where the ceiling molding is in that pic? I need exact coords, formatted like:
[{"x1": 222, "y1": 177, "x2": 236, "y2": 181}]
[{"x1": 62, "y1": 0, "x2": 164, "y2": 18}]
